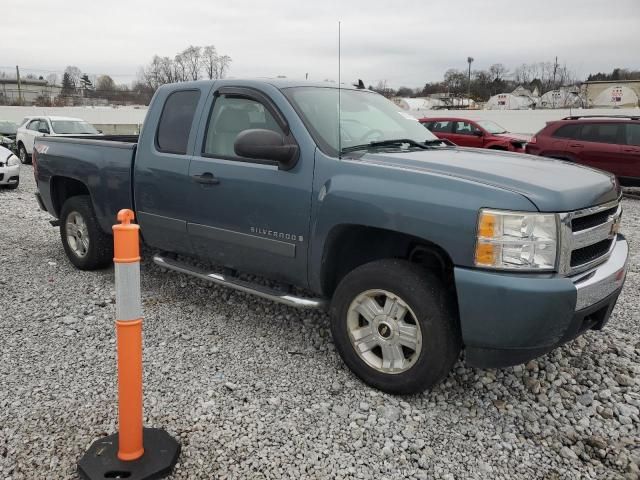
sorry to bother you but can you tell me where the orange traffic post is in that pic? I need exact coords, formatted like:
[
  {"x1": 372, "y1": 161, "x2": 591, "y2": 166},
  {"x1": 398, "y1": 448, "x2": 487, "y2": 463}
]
[{"x1": 78, "y1": 209, "x2": 180, "y2": 480}]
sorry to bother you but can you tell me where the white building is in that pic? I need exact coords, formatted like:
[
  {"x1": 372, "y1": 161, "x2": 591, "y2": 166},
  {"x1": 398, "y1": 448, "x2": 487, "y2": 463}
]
[
  {"x1": 0, "y1": 78, "x2": 61, "y2": 105},
  {"x1": 538, "y1": 89, "x2": 585, "y2": 109}
]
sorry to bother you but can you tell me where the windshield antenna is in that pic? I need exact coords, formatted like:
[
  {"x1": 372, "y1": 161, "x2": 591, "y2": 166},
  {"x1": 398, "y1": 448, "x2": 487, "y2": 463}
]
[{"x1": 338, "y1": 20, "x2": 341, "y2": 159}]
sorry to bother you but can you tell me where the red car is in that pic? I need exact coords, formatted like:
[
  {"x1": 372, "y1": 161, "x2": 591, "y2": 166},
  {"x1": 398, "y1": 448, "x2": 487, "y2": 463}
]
[
  {"x1": 526, "y1": 115, "x2": 640, "y2": 186},
  {"x1": 419, "y1": 117, "x2": 530, "y2": 152}
]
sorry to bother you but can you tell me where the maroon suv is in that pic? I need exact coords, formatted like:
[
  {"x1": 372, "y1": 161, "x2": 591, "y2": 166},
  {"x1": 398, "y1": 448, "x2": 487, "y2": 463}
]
[{"x1": 526, "y1": 115, "x2": 640, "y2": 185}]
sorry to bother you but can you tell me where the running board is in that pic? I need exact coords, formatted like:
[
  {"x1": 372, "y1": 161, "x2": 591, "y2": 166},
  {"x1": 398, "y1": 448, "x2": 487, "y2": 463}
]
[{"x1": 153, "y1": 255, "x2": 327, "y2": 310}]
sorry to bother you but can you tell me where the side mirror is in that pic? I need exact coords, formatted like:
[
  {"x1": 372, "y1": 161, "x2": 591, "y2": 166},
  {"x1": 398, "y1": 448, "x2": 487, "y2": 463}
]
[
  {"x1": 38, "y1": 128, "x2": 49, "y2": 134},
  {"x1": 472, "y1": 130, "x2": 483, "y2": 137},
  {"x1": 234, "y1": 129, "x2": 299, "y2": 170}
]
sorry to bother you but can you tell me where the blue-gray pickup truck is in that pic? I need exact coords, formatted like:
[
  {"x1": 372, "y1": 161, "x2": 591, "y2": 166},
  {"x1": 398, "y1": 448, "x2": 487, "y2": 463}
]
[{"x1": 33, "y1": 79, "x2": 629, "y2": 394}]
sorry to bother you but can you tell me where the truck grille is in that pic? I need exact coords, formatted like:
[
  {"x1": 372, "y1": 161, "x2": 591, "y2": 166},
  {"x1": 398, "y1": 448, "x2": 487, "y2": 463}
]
[
  {"x1": 559, "y1": 199, "x2": 621, "y2": 275},
  {"x1": 571, "y1": 206, "x2": 618, "y2": 232},
  {"x1": 570, "y1": 239, "x2": 614, "y2": 267}
]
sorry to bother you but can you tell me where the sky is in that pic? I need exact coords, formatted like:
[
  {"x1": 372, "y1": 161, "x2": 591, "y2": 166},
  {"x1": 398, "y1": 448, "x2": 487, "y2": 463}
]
[{"x1": 2, "y1": 0, "x2": 639, "y2": 88}]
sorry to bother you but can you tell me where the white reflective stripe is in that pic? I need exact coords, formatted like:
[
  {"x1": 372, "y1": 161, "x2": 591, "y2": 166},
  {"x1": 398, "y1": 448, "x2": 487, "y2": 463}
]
[{"x1": 115, "y1": 262, "x2": 142, "y2": 321}]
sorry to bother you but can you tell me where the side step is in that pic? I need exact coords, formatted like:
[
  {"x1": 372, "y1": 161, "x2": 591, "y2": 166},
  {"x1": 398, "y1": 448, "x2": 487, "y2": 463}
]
[{"x1": 153, "y1": 255, "x2": 327, "y2": 310}]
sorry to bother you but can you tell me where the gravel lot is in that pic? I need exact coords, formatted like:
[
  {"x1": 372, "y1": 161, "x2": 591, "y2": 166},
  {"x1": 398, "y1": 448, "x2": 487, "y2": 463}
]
[{"x1": 1, "y1": 165, "x2": 639, "y2": 480}]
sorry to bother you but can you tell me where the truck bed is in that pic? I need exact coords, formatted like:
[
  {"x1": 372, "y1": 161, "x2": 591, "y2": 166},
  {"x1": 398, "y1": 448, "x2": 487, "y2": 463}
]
[{"x1": 34, "y1": 135, "x2": 138, "y2": 234}]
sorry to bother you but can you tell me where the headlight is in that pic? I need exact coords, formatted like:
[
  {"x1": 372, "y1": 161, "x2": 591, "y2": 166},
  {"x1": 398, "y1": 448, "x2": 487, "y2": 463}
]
[
  {"x1": 7, "y1": 154, "x2": 20, "y2": 166},
  {"x1": 475, "y1": 209, "x2": 557, "y2": 271}
]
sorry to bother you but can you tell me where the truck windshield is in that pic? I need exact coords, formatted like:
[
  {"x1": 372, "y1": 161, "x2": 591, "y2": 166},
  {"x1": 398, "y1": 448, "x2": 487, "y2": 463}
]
[
  {"x1": 51, "y1": 121, "x2": 99, "y2": 135},
  {"x1": 284, "y1": 87, "x2": 438, "y2": 156}
]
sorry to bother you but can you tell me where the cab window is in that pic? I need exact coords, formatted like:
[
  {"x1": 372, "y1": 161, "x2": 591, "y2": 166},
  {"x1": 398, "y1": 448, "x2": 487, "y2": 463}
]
[
  {"x1": 203, "y1": 95, "x2": 284, "y2": 158},
  {"x1": 156, "y1": 90, "x2": 201, "y2": 154}
]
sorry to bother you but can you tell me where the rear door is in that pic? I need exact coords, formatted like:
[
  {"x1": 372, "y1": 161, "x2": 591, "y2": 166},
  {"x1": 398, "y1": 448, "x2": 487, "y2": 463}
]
[
  {"x1": 135, "y1": 86, "x2": 211, "y2": 255},
  {"x1": 187, "y1": 85, "x2": 314, "y2": 287},
  {"x1": 428, "y1": 120, "x2": 454, "y2": 142},
  {"x1": 575, "y1": 122, "x2": 624, "y2": 175},
  {"x1": 620, "y1": 122, "x2": 640, "y2": 180},
  {"x1": 450, "y1": 120, "x2": 484, "y2": 148}
]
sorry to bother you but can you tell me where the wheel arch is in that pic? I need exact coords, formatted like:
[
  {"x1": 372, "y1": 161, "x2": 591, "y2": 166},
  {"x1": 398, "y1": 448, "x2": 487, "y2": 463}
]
[
  {"x1": 319, "y1": 224, "x2": 456, "y2": 297},
  {"x1": 50, "y1": 176, "x2": 91, "y2": 217}
]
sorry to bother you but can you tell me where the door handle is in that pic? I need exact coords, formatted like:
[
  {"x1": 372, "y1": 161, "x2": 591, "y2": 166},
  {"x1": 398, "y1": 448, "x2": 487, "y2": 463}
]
[
  {"x1": 623, "y1": 148, "x2": 639, "y2": 153},
  {"x1": 192, "y1": 172, "x2": 220, "y2": 185},
  {"x1": 569, "y1": 143, "x2": 584, "y2": 148}
]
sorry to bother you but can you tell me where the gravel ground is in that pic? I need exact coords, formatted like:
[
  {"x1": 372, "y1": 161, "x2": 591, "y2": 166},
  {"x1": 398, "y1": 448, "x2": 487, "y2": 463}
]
[{"x1": 1, "y1": 165, "x2": 639, "y2": 480}]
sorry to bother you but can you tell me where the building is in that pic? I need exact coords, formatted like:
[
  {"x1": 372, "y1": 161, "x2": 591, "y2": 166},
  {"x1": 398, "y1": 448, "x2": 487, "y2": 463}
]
[
  {"x1": 581, "y1": 80, "x2": 640, "y2": 108},
  {"x1": 538, "y1": 88, "x2": 585, "y2": 109},
  {"x1": 0, "y1": 78, "x2": 62, "y2": 105}
]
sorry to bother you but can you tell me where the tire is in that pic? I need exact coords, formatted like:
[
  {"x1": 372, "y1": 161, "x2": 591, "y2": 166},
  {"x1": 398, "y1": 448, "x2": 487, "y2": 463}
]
[
  {"x1": 59, "y1": 195, "x2": 113, "y2": 270},
  {"x1": 18, "y1": 144, "x2": 31, "y2": 165},
  {"x1": 330, "y1": 259, "x2": 461, "y2": 394}
]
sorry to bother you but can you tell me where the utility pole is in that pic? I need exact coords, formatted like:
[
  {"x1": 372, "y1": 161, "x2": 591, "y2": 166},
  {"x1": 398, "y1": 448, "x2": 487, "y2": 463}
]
[
  {"x1": 552, "y1": 56, "x2": 558, "y2": 89},
  {"x1": 467, "y1": 57, "x2": 474, "y2": 107},
  {"x1": 16, "y1": 65, "x2": 22, "y2": 105}
]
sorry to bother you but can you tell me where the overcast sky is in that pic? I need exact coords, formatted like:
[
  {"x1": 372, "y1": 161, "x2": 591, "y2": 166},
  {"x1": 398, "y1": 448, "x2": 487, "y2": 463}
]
[{"x1": 3, "y1": 0, "x2": 639, "y2": 88}]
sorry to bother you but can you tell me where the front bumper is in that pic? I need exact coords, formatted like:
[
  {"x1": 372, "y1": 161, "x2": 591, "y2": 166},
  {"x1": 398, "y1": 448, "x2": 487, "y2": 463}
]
[
  {"x1": 455, "y1": 234, "x2": 628, "y2": 368},
  {"x1": 0, "y1": 164, "x2": 20, "y2": 185}
]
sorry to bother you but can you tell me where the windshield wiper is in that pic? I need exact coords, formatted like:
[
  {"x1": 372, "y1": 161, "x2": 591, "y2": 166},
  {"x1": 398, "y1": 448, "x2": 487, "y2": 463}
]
[
  {"x1": 341, "y1": 138, "x2": 430, "y2": 154},
  {"x1": 425, "y1": 138, "x2": 456, "y2": 147}
]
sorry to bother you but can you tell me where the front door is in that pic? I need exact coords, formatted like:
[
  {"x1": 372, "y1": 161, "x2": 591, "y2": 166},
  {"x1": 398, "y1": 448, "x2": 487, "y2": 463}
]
[
  {"x1": 450, "y1": 121, "x2": 484, "y2": 148},
  {"x1": 187, "y1": 87, "x2": 314, "y2": 287}
]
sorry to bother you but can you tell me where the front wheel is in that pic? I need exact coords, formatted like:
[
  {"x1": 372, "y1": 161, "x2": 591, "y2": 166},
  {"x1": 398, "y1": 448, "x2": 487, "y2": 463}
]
[
  {"x1": 60, "y1": 195, "x2": 113, "y2": 270},
  {"x1": 330, "y1": 259, "x2": 461, "y2": 394},
  {"x1": 18, "y1": 144, "x2": 31, "y2": 164}
]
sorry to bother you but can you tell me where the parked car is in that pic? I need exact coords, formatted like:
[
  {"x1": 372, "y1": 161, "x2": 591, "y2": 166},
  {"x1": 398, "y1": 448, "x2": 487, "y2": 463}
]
[
  {"x1": 526, "y1": 115, "x2": 640, "y2": 186},
  {"x1": 34, "y1": 79, "x2": 628, "y2": 394},
  {"x1": 0, "y1": 145, "x2": 20, "y2": 189},
  {"x1": 0, "y1": 120, "x2": 18, "y2": 151},
  {"x1": 420, "y1": 117, "x2": 530, "y2": 152},
  {"x1": 16, "y1": 116, "x2": 101, "y2": 164}
]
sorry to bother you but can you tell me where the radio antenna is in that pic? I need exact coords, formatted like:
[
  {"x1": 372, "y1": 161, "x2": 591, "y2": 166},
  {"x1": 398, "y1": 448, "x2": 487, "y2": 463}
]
[{"x1": 338, "y1": 20, "x2": 342, "y2": 159}]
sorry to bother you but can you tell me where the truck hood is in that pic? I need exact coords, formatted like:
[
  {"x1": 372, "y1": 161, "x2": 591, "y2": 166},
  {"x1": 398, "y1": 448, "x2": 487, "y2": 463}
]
[{"x1": 358, "y1": 147, "x2": 618, "y2": 212}]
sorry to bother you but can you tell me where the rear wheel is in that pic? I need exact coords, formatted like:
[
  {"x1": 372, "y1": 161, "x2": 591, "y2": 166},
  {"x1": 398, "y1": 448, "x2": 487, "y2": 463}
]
[
  {"x1": 18, "y1": 144, "x2": 31, "y2": 164},
  {"x1": 60, "y1": 195, "x2": 113, "y2": 270},
  {"x1": 330, "y1": 259, "x2": 461, "y2": 394}
]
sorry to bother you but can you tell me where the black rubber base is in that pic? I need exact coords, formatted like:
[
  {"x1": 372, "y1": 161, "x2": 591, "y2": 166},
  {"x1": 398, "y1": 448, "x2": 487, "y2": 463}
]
[{"x1": 78, "y1": 428, "x2": 180, "y2": 480}]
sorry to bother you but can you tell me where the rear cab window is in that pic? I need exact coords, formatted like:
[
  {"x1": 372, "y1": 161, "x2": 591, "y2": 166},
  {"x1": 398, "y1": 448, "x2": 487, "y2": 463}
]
[{"x1": 156, "y1": 90, "x2": 201, "y2": 154}]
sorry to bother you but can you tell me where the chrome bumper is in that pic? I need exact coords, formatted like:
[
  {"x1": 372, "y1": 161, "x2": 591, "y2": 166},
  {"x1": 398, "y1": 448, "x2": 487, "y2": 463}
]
[{"x1": 572, "y1": 235, "x2": 628, "y2": 310}]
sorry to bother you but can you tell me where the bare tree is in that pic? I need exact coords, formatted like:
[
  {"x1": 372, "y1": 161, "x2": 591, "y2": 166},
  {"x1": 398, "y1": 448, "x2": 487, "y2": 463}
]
[
  {"x1": 46, "y1": 73, "x2": 59, "y2": 86},
  {"x1": 203, "y1": 45, "x2": 218, "y2": 79},
  {"x1": 64, "y1": 66, "x2": 82, "y2": 89},
  {"x1": 182, "y1": 45, "x2": 202, "y2": 81},
  {"x1": 217, "y1": 55, "x2": 232, "y2": 79},
  {"x1": 173, "y1": 53, "x2": 187, "y2": 82}
]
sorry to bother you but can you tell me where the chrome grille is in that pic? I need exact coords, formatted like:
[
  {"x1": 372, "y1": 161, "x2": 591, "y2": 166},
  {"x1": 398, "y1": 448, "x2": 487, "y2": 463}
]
[{"x1": 558, "y1": 199, "x2": 622, "y2": 276}]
